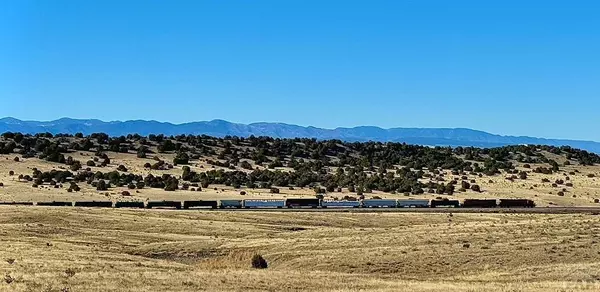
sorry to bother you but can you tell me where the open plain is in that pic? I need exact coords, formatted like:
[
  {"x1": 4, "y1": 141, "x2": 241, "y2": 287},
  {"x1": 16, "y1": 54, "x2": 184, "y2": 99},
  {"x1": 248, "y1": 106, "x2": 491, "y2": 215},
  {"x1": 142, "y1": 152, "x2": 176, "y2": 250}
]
[{"x1": 1, "y1": 207, "x2": 600, "y2": 291}]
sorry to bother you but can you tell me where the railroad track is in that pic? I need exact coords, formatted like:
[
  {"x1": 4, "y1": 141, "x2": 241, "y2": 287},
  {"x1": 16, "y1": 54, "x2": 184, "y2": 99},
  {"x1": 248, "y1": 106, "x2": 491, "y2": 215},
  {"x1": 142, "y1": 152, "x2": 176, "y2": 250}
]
[
  {"x1": 0, "y1": 203, "x2": 599, "y2": 214},
  {"x1": 209, "y1": 207, "x2": 600, "y2": 214}
]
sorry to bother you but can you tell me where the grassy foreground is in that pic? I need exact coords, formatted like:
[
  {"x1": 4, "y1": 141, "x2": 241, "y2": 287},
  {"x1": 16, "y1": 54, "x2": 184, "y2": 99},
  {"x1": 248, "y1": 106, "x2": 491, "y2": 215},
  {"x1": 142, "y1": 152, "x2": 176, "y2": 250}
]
[{"x1": 1, "y1": 207, "x2": 600, "y2": 291}]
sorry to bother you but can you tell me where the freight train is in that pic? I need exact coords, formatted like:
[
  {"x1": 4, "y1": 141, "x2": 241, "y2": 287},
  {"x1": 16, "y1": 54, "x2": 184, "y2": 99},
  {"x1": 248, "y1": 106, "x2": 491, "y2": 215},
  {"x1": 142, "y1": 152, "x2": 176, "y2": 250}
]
[{"x1": 0, "y1": 198, "x2": 536, "y2": 209}]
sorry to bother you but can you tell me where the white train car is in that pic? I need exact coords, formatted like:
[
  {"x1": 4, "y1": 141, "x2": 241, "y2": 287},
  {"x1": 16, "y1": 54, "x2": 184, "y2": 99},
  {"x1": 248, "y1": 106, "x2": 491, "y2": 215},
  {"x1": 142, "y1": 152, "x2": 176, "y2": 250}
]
[
  {"x1": 321, "y1": 200, "x2": 361, "y2": 208},
  {"x1": 243, "y1": 199, "x2": 286, "y2": 208},
  {"x1": 396, "y1": 199, "x2": 430, "y2": 208},
  {"x1": 361, "y1": 199, "x2": 397, "y2": 208}
]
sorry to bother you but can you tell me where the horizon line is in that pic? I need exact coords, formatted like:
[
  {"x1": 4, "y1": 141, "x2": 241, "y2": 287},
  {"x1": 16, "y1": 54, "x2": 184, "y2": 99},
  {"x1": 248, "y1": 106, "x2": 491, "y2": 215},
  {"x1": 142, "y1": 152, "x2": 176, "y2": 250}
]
[{"x1": 1, "y1": 116, "x2": 598, "y2": 144}]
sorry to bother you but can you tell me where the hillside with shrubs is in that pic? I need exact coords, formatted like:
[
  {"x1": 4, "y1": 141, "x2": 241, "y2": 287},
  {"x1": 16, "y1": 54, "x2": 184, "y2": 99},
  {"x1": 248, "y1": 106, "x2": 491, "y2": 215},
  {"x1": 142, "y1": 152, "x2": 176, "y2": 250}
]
[{"x1": 1, "y1": 131, "x2": 600, "y2": 205}]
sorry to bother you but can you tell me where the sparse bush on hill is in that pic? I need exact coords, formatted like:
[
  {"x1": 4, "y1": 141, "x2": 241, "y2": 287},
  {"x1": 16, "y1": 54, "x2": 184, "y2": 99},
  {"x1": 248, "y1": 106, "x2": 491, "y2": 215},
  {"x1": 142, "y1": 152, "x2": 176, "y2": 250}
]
[
  {"x1": 70, "y1": 162, "x2": 82, "y2": 171},
  {"x1": 240, "y1": 160, "x2": 253, "y2": 170},
  {"x1": 461, "y1": 181, "x2": 471, "y2": 190},
  {"x1": 69, "y1": 182, "x2": 81, "y2": 192},
  {"x1": 519, "y1": 171, "x2": 528, "y2": 180},
  {"x1": 314, "y1": 187, "x2": 326, "y2": 194},
  {"x1": 96, "y1": 180, "x2": 108, "y2": 191},
  {"x1": 181, "y1": 183, "x2": 189, "y2": 190},
  {"x1": 164, "y1": 178, "x2": 179, "y2": 191},
  {"x1": 173, "y1": 151, "x2": 189, "y2": 165},
  {"x1": 534, "y1": 167, "x2": 553, "y2": 174},
  {"x1": 136, "y1": 147, "x2": 147, "y2": 158},
  {"x1": 157, "y1": 140, "x2": 177, "y2": 153}
]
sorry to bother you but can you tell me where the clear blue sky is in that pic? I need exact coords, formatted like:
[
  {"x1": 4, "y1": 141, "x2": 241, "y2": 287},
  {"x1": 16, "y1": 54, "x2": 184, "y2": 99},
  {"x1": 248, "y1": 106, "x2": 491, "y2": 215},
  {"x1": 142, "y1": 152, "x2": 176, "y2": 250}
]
[{"x1": 2, "y1": 1, "x2": 600, "y2": 140}]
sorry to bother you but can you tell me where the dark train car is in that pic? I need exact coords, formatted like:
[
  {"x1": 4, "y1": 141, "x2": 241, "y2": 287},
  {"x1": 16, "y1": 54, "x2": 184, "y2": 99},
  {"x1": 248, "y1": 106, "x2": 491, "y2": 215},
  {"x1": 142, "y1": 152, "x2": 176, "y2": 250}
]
[
  {"x1": 146, "y1": 201, "x2": 182, "y2": 209},
  {"x1": 499, "y1": 199, "x2": 535, "y2": 208},
  {"x1": 462, "y1": 199, "x2": 498, "y2": 208},
  {"x1": 285, "y1": 198, "x2": 320, "y2": 208},
  {"x1": 74, "y1": 201, "x2": 113, "y2": 208},
  {"x1": 183, "y1": 200, "x2": 218, "y2": 209},
  {"x1": 430, "y1": 199, "x2": 460, "y2": 208},
  {"x1": 115, "y1": 201, "x2": 145, "y2": 208},
  {"x1": 0, "y1": 201, "x2": 34, "y2": 206},
  {"x1": 220, "y1": 200, "x2": 243, "y2": 209},
  {"x1": 36, "y1": 201, "x2": 72, "y2": 207}
]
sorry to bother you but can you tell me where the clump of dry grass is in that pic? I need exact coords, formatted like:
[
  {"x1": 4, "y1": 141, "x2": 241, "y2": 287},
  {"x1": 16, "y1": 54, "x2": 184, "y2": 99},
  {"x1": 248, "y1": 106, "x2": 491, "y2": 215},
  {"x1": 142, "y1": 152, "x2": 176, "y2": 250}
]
[
  {"x1": 251, "y1": 254, "x2": 268, "y2": 269},
  {"x1": 3, "y1": 274, "x2": 13, "y2": 284},
  {"x1": 64, "y1": 268, "x2": 77, "y2": 278}
]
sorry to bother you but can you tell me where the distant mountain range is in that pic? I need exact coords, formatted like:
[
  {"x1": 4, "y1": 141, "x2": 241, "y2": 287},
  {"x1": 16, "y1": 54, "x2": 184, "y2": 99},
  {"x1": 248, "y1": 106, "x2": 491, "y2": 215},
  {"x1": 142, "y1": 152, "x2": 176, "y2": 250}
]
[{"x1": 2, "y1": 117, "x2": 600, "y2": 153}]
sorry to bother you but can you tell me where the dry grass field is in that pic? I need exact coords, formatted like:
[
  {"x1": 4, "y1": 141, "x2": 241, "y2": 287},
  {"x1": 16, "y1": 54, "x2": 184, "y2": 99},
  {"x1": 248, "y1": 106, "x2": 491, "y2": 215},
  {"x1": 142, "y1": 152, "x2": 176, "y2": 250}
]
[{"x1": 1, "y1": 207, "x2": 600, "y2": 291}]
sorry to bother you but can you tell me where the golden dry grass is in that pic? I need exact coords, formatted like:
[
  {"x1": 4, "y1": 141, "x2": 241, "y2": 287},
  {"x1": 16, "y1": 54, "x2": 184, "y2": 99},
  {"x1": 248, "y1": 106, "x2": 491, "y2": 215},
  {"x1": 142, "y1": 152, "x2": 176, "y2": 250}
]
[{"x1": 0, "y1": 207, "x2": 600, "y2": 291}]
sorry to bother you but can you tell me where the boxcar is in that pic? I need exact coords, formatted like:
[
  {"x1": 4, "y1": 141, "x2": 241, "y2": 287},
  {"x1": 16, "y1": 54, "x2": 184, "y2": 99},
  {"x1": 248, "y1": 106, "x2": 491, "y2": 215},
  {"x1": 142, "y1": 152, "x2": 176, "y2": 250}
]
[
  {"x1": 114, "y1": 201, "x2": 145, "y2": 208},
  {"x1": 499, "y1": 199, "x2": 535, "y2": 208},
  {"x1": 36, "y1": 201, "x2": 72, "y2": 207},
  {"x1": 219, "y1": 200, "x2": 243, "y2": 209},
  {"x1": 320, "y1": 200, "x2": 361, "y2": 208},
  {"x1": 430, "y1": 199, "x2": 460, "y2": 208},
  {"x1": 285, "y1": 198, "x2": 320, "y2": 208},
  {"x1": 0, "y1": 201, "x2": 34, "y2": 206},
  {"x1": 462, "y1": 199, "x2": 498, "y2": 208},
  {"x1": 183, "y1": 200, "x2": 218, "y2": 209},
  {"x1": 74, "y1": 201, "x2": 113, "y2": 208},
  {"x1": 146, "y1": 201, "x2": 182, "y2": 209},
  {"x1": 397, "y1": 199, "x2": 430, "y2": 208},
  {"x1": 361, "y1": 199, "x2": 397, "y2": 208},
  {"x1": 243, "y1": 199, "x2": 285, "y2": 208}
]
